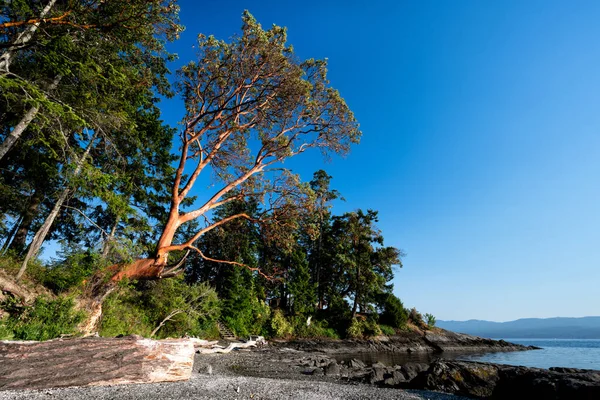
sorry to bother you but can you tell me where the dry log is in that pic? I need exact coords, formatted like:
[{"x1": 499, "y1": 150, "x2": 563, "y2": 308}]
[
  {"x1": 0, "y1": 269, "x2": 39, "y2": 303},
  {"x1": 0, "y1": 336, "x2": 194, "y2": 390},
  {"x1": 196, "y1": 340, "x2": 257, "y2": 354}
]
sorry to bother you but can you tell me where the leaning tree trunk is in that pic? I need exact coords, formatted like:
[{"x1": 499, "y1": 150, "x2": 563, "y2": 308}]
[
  {"x1": 101, "y1": 217, "x2": 119, "y2": 258},
  {"x1": 0, "y1": 75, "x2": 61, "y2": 161},
  {"x1": 16, "y1": 133, "x2": 97, "y2": 280},
  {"x1": 8, "y1": 189, "x2": 43, "y2": 254},
  {"x1": 79, "y1": 250, "x2": 191, "y2": 336},
  {"x1": 0, "y1": 215, "x2": 22, "y2": 254},
  {"x1": 0, "y1": 0, "x2": 57, "y2": 73}
]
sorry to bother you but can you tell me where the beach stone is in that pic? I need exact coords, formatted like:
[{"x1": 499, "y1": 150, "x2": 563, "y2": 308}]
[
  {"x1": 368, "y1": 367, "x2": 386, "y2": 384},
  {"x1": 371, "y1": 361, "x2": 386, "y2": 369},
  {"x1": 401, "y1": 362, "x2": 429, "y2": 381},
  {"x1": 324, "y1": 361, "x2": 341, "y2": 376},
  {"x1": 348, "y1": 358, "x2": 366, "y2": 369},
  {"x1": 383, "y1": 370, "x2": 407, "y2": 387}
]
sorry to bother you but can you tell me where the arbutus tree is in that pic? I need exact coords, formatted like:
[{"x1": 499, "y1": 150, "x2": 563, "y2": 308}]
[{"x1": 82, "y1": 12, "x2": 361, "y2": 331}]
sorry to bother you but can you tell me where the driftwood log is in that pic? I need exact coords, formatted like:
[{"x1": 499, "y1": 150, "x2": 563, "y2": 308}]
[
  {"x1": 196, "y1": 340, "x2": 258, "y2": 354},
  {"x1": 0, "y1": 336, "x2": 194, "y2": 390}
]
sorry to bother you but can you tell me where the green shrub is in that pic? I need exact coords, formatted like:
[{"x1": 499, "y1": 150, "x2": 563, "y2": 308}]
[
  {"x1": 362, "y1": 319, "x2": 382, "y2": 337},
  {"x1": 347, "y1": 318, "x2": 363, "y2": 338},
  {"x1": 270, "y1": 309, "x2": 293, "y2": 338},
  {"x1": 197, "y1": 320, "x2": 221, "y2": 339},
  {"x1": 35, "y1": 250, "x2": 102, "y2": 293},
  {"x1": 409, "y1": 307, "x2": 425, "y2": 327},
  {"x1": 424, "y1": 313, "x2": 436, "y2": 328},
  {"x1": 100, "y1": 277, "x2": 221, "y2": 338},
  {"x1": 379, "y1": 293, "x2": 408, "y2": 328},
  {"x1": 379, "y1": 324, "x2": 396, "y2": 336},
  {"x1": 1, "y1": 296, "x2": 86, "y2": 341},
  {"x1": 290, "y1": 316, "x2": 339, "y2": 339}
]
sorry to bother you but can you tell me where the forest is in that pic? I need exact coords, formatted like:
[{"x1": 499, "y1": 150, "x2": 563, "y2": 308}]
[{"x1": 0, "y1": 1, "x2": 433, "y2": 341}]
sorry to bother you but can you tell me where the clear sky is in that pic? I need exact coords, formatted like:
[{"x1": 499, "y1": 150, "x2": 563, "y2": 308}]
[{"x1": 159, "y1": 0, "x2": 600, "y2": 322}]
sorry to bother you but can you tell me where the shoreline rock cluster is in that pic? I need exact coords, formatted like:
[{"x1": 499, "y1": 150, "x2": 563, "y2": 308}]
[
  {"x1": 273, "y1": 328, "x2": 539, "y2": 354},
  {"x1": 266, "y1": 353, "x2": 600, "y2": 399}
]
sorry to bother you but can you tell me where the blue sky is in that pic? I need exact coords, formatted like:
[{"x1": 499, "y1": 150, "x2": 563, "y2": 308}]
[{"x1": 159, "y1": 0, "x2": 600, "y2": 322}]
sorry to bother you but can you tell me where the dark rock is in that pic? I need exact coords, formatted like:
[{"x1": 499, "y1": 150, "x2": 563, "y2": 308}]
[
  {"x1": 411, "y1": 359, "x2": 600, "y2": 399},
  {"x1": 383, "y1": 370, "x2": 407, "y2": 387},
  {"x1": 400, "y1": 362, "x2": 429, "y2": 381},
  {"x1": 302, "y1": 368, "x2": 319, "y2": 375},
  {"x1": 348, "y1": 358, "x2": 366, "y2": 369},
  {"x1": 324, "y1": 361, "x2": 341, "y2": 376},
  {"x1": 368, "y1": 367, "x2": 386, "y2": 384}
]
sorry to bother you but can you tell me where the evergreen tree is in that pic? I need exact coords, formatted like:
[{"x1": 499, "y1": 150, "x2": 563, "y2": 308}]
[{"x1": 288, "y1": 248, "x2": 316, "y2": 316}]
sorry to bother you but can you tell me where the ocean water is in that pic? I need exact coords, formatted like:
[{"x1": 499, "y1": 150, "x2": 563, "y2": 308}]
[{"x1": 460, "y1": 339, "x2": 600, "y2": 370}]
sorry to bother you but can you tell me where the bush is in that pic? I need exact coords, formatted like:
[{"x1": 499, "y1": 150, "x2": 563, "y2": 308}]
[
  {"x1": 100, "y1": 277, "x2": 221, "y2": 338},
  {"x1": 291, "y1": 316, "x2": 339, "y2": 339},
  {"x1": 424, "y1": 313, "x2": 436, "y2": 328},
  {"x1": 0, "y1": 296, "x2": 86, "y2": 341},
  {"x1": 270, "y1": 309, "x2": 293, "y2": 338},
  {"x1": 379, "y1": 324, "x2": 396, "y2": 336},
  {"x1": 346, "y1": 317, "x2": 382, "y2": 338},
  {"x1": 346, "y1": 318, "x2": 363, "y2": 338},
  {"x1": 409, "y1": 307, "x2": 425, "y2": 327},
  {"x1": 379, "y1": 293, "x2": 408, "y2": 328},
  {"x1": 36, "y1": 250, "x2": 102, "y2": 293}
]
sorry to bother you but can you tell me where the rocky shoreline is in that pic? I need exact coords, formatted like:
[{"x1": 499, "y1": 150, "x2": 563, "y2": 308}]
[
  {"x1": 1, "y1": 331, "x2": 598, "y2": 399},
  {"x1": 271, "y1": 328, "x2": 538, "y2": 354}
]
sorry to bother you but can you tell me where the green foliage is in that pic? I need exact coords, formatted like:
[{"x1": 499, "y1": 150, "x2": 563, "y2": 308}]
[
  {"x1": 379, "y1": 324, "x2": 396, "y2": 336},
  {"x1": 409, "y1": 307, "x2": 426, "y2": 328},
  {"x1": 100, "y1": 277, "x2": 220, "y2": 338},
  {"x1": 346, "y1": 318, "x2": 363, "y2": 338},
  {"x1": 288, "y1": 249, "x2": 316, "y2": 316},
  {"x1": 379, "y1": 293, "x2": 409, "y2": 328},
  {"x1": 0, "y1": 296, "x2": 85, "y2": 341},
  {"x1": 33, "y1": 249, "x2": 102, "y2": 294},
  {"x1": 346, "y1": 317, "x2": 382, "y2": 339},
  {"x1": 269, "y1": 309, "x2": 294, "y2": 338},
  {"x1": 291, "y1": 317, "x2": 339, "y2": 339},
  {"x1": 424, "y1": 313, "x2": 437, "y2": 328}
]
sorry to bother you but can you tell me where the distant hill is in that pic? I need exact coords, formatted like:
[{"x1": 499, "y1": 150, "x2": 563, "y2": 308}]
[{"x1": 437, "y1": 317, "x2": 600, "y2": 339}]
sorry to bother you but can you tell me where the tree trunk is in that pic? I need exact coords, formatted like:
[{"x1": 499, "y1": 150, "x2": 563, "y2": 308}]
[
  {"x1": 0, "y1": 75, "x2": 61, "y2": 161},
  {"x1": 0, "y1": 0, "x2": 57, "y2": 73},
  {"x1": 0, "y1": 336, "x2": 195, "y2": 390},
  {"x1": 16, "y1": 133, "x2": 97, "y2": 280},
  {"x1": 155, "y1": 206, "x2": 180, "y2": 262},
  {"x1": 351, "y1": 245, "x2": 360, "y2": 319},
  {"x1": 0, "y1": 215, "x2": 22, "y2": 254},
  {"x1": 9, "y1": 189, "x2": 43, "y2": 254},
  {"x1": 101, "y1": 217, "x2": 119, "y2": 258}
]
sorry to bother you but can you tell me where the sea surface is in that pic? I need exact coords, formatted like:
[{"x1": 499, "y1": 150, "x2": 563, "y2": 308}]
[{"x1": 460, "y1": 339, "x2": 600, "y2": 370}]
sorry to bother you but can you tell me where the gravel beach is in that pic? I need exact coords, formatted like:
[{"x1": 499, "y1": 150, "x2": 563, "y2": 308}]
[{"x1": 0, "y1": 351, "x2": 465, "y2": 400}]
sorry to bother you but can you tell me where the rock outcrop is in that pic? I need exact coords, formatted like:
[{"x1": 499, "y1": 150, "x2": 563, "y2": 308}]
[
  {"x1": 273, "y1": 327, "x2": 537, "y2": 354},
  {"x1": 411, "y1": 360, "x2": 600, "y2": 399}
]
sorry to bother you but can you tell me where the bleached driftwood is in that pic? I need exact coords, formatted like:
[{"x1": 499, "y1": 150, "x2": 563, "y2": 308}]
[
  {"x1": 197, "y1": 340, "x2": 258, "y2": 354},
  {"x1": 0, "y1": 336, "x2": 194, "y2": 390}
]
